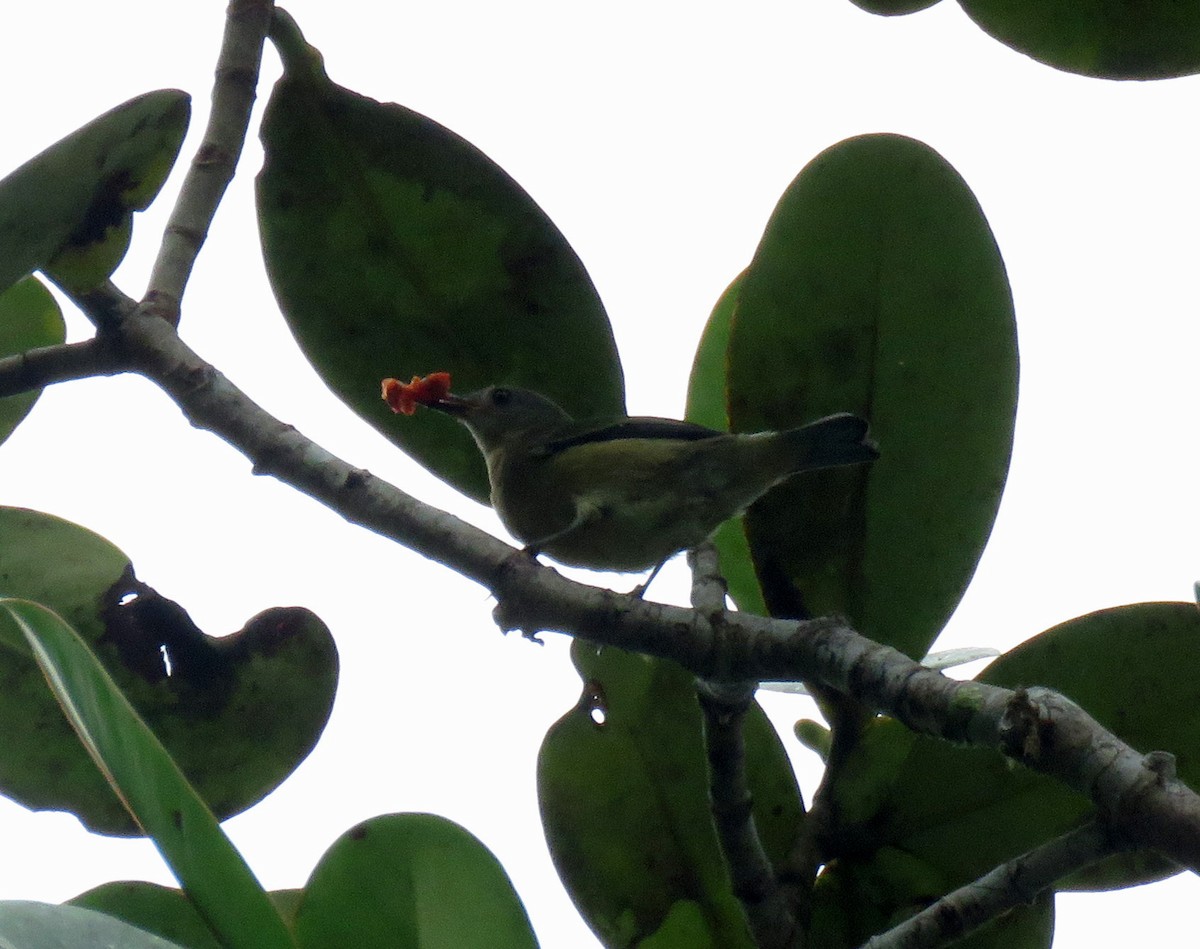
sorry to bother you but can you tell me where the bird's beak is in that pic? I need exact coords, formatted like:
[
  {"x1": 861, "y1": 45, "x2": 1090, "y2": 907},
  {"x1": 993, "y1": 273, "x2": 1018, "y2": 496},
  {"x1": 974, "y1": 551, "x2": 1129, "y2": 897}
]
[{"x1": 428, "y1": 392, "x2": 473, "y2": 417}]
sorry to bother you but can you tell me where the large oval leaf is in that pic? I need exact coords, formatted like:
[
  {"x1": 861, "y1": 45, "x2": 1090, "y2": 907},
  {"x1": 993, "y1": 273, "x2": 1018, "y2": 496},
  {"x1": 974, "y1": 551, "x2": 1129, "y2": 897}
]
[
  {"x1": 0, "y1": 89, "x2": 189, "y2": 294},
  {"x1": 257, "y1": 12, "x2": 623, "y2": 503},
  {"x1": 537, "y1": 641, "x2": 801, "y2": 947},
  {"x1": 958, "y1": 0, "x2": 1200, "y2": 79},
  {"x1": 0, "y1": 276, "x2": 65, "y2": 445},
  {"x1": 293, "y1": 813, "x2": 537, "y2": 948},
  {"x1": 728, "y1": 134, "x2": 1016, "y2": 658},
  {"x1": 0, "y1": 507, "x2": 337, "y2": 835}
]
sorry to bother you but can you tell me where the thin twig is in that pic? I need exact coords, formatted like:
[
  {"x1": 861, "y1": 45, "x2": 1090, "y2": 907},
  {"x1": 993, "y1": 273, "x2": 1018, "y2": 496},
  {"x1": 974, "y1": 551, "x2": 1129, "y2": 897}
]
[
  {"x1": 862, "y1": 821, "x2": 1118, "y2": 949},
  {"x1": 0, "y1": 337, "x2": 128, "y2": 398},
  {"x1": 144, "y1": 0, "x2": 274, "y2": 322}
]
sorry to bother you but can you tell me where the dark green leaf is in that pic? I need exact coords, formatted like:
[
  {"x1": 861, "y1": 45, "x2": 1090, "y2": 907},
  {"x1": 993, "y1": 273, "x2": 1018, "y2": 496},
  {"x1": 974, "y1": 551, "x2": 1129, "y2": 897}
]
[
  {"x1": 0, "y1": 276, "x2": 65, "y2": 445},
  {"x1": 729, "y1": 134, "x2": 1016, "y2": 657},
  {"x1": 0, "y1": 90, "x2": 189, "y2": 294},
  {"x1": 849, "y1": 0, "x2": 942, "y2": 15},
  {"x1": 257, "y1": 12, "x2": 623, "y2": 503},
  {"x1": 0, "y1": 506, "x2": 337, "y2": 835},
  {"x1": 2, "y1": 600, "x2": 293, "y2": 949},
  {"x1": 292, "y1": 813, "x2": 536, "y2": 949},
  {"x1": 537, "y1": 641, "x2": 800, "y2": 947},
  {"x1": 958, "y1": 0, "x2": 1200, "y2": 79}
]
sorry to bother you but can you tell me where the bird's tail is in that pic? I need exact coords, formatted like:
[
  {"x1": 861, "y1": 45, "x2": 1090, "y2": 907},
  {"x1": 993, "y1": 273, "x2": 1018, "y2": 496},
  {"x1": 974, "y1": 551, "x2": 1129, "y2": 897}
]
[{"x1": 780, "y1": 413, "x2": 878, "y2": 471}]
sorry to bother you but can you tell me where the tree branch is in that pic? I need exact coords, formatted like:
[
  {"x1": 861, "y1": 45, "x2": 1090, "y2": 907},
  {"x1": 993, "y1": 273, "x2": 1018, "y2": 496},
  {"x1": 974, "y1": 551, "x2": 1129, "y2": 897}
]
[
  {"x1": 82, "y1": 288, "x2": 1200, "y2": 887},
  {"x1": 0, "y1": 337, "x2": 129, "y2": 398},
  {"x1": 782, "y1": 689, "x2": 868, "y2": 933},
  {"x1": 143, "y1": 0, "x2": 274, "y2": 322},
  {"x1": 862, "y1": 821, "x2": 1118, "y2": 949},
  {"x1": 689, "y1": 543, "x2": 796, "y2": 948}
]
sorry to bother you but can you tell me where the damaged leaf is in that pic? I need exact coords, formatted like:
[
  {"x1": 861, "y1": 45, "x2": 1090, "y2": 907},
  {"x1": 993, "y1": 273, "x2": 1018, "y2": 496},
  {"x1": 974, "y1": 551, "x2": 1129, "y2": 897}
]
[{"x1": 0, "y1": 507, "x2": 337, "y2": 835}]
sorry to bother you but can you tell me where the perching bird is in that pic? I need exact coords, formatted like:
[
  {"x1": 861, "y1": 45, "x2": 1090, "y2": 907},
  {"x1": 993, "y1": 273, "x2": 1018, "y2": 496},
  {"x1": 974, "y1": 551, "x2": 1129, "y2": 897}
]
[{"x1": 427, "y1": 385, "x2": 877, "y2": 574}]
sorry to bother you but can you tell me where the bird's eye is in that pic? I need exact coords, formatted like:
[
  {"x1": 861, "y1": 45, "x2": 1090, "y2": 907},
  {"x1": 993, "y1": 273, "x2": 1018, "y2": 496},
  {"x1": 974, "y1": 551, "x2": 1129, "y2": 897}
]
[{"x1": 491, "y1": 387, "x2": 512, "y2": 406}]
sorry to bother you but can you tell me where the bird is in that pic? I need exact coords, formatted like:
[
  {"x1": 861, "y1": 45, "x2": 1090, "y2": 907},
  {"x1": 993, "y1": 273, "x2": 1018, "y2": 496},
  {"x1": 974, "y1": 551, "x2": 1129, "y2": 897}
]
[{"x1": 422, "y1": 384, "x2": 877, "y2": 577}]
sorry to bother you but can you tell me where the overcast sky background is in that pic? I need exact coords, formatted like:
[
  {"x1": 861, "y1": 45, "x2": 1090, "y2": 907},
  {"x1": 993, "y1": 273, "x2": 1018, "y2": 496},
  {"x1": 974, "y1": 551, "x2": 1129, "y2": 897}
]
[{"x1": 1, "y1": 1, "x2": 1199, "y2": 946}]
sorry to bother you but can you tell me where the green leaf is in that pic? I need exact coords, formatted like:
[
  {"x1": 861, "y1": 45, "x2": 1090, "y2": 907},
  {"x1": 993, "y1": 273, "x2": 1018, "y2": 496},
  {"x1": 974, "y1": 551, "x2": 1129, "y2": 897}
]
[
  {"x1": 292, "y1": 813, "x2": 536, "y2": 949},
  {"x1": 0, "y1": 276, "x2": 65, "y2": 445},
  {"x1": 849, "y1": 0, "x2": 942, "y2": 15},
  {"x1": 0, "y1": 900, "x2": 189, "y2": 949},
  {"x1": 827, "y1": 717, "x2": 916, "y2": 827},
  {"x1": 537, "y1": 641, "x2": 801, "y2": 947},
  {"x1": 0, "y1": 506, "x2": 337, "y2": 835},
  {"x1": 639, "y1": 900, "x2": 720, "y2": 948},
  {"x1": 809, "y1": 857, "x2": 1052, "y2": 949},
  {"x1": 980, "y1": 600, "x2": 1200, "y2": 890},
  {"x1": 684, "y1": 273, "x2": 767, "y2": 616},
  {"x1": 876, "y1": 602, "x2": 1200, "y2": 893},
  {"x1": 685, "y1": 274, "x2": 740, "y2": 434},
  {"x1": 958, "y1": 0, "x2": 1200, "y2": 79},
  {"x1": 875, "y1": 737, "x2": 1089, "y2": 891},
  {"x1": 71, "y1": 882, "x2": 305, "y2": 949},
  {"x1": 257, "y1": 12, "x2": 623, "y2": 503},
  {"x1": 1, "y1": 599, "x2": 293, "y2": 949},
  {"x1": 980, "y1": 602, "x2": 1200, "y2": 778},
  {"x1": 70, "y1": 883, "x2": 221, "y2": 949},
  {"x1": 0, "y1": 90, "x2": 189, "y2": 294},
  {"x1": 1055, "y1": 849, "x2": 1179, "y2": 892},
  {"x1": 729, "y1": 134, "x2": 1016, "y2": 657}
]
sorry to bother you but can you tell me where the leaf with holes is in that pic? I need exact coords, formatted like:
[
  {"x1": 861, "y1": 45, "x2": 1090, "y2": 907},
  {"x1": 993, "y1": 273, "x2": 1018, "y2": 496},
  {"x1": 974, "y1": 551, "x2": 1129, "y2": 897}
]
[{"x1": 0, "y1": 506, "x2": 337, "y2": 835}]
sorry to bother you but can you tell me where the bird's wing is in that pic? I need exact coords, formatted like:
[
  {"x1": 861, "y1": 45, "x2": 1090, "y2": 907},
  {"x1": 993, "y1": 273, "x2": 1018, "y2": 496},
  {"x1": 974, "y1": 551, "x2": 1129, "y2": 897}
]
[{"x1": 539, "y1": 417, "x2": 721, "y2": 456}]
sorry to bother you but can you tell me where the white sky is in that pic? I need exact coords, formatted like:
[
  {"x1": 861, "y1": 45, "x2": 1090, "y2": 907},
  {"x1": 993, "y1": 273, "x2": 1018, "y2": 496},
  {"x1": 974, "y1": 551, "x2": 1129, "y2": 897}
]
[{"x1": 1, "y1": 1, "x2": 1199, "y2": 946}]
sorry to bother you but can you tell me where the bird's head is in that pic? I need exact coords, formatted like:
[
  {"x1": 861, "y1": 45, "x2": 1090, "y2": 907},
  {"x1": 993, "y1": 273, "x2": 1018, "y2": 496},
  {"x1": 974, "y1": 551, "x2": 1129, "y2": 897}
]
[{"x1": 430, "y1": 385, "x2": 574, "y2": 454}]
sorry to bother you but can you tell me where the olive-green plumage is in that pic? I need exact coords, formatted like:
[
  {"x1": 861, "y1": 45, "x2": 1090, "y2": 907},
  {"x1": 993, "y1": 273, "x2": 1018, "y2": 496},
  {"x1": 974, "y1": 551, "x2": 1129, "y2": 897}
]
[{"x1": 433, "y1": 385, "x2": 877, "y2": 572}]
